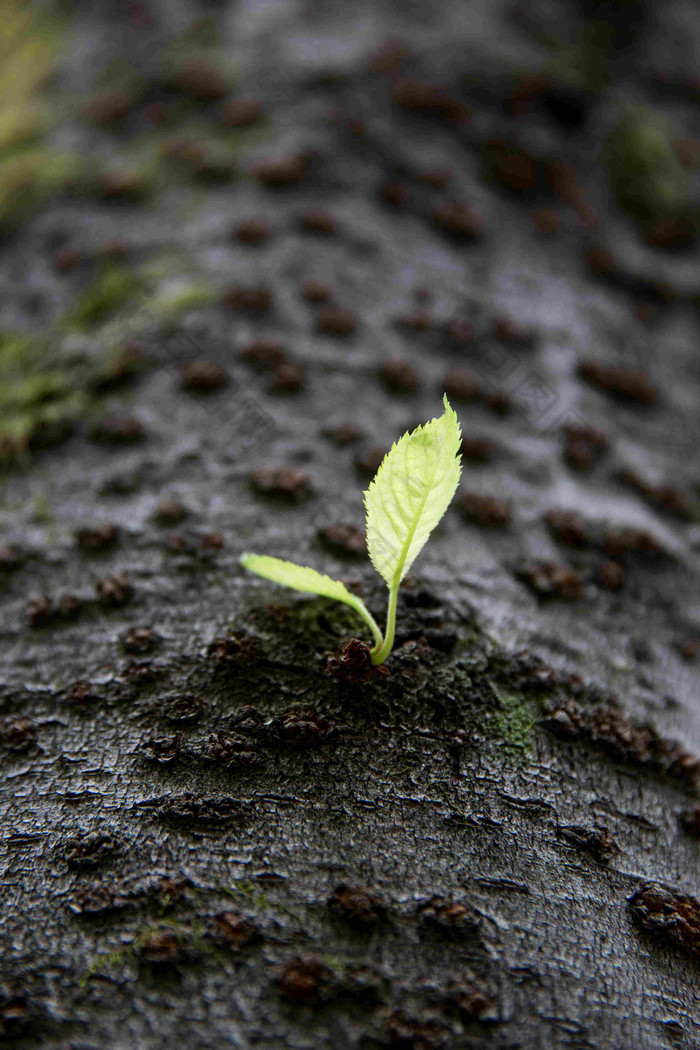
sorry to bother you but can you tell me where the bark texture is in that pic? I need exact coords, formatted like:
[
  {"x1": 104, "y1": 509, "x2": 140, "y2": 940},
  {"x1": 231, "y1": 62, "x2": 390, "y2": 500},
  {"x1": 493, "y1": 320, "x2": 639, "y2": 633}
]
[{"x1": 1, "y1": 1, "x2": 700, "y2": 1047}]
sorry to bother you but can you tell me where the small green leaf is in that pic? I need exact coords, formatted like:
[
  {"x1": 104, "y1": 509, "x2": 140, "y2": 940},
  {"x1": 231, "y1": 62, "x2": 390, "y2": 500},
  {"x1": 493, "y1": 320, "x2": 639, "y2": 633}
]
[
  {"x1": 239, "y1": 553, "x2": 382, "y2": 647},
  {"x1": 364, "y1": 395, "x2": 462, "y2": 588}
]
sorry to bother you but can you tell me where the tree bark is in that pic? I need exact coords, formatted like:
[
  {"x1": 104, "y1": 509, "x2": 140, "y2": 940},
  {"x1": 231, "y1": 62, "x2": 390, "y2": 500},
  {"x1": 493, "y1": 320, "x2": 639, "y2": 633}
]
[{"x1": 1, "y1": 1, "x2": 700, "y2": 1047}]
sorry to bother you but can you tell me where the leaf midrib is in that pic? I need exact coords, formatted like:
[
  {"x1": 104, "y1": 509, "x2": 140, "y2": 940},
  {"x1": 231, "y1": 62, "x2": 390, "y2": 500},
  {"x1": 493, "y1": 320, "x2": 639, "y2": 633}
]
[{"x1": 389, "y1": 429, "x2": 442, "y2": 590}]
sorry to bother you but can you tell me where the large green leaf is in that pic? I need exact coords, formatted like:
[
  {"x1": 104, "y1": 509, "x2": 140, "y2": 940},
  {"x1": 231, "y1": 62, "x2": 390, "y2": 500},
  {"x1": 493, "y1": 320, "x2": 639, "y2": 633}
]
[
  {"x1": 364, "y1": 395, "x2": 462, "y2": 587},
  {"x1": 239, "y1": 553, "x2": 382, "y2": 647}
]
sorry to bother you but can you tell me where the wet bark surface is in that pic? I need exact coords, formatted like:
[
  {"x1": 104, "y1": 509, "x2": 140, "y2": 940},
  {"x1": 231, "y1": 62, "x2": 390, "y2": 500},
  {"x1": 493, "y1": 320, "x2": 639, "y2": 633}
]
[{"x1": 1, "y1": 1, "x2": 700, "y2": 1047}]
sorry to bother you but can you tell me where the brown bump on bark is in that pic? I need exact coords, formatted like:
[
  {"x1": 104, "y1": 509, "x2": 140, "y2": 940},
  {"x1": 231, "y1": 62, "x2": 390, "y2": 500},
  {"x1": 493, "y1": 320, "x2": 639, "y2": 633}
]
[
  {"x1": 300, "y1": 279, "x2": 332, "y2": 304},
  {"x1": 59, "y1": 594, "x2": 82, "y2": 619},
  {"x1": 534, "y1": 206, "x2": 559, "y2": 233},
  {"x1": 599, "y1": 560, "x2": 624, "y2": 591},
  {"x1": 26, "y1": 595, "x2": 53, "y2": 628},
  {"x1": 418, "y1": 894, "x2": 479, "y2": 933},
  {"x1": 279, "y1": 956, "x2": 329, "y2": 1003},
  {"x1": 269, "y1": 362, "x2": 303, "y2": 393},
  {"x1": 369, "y1": 38, "x2": 407, "y2": 76},
  {"x1": 241, "y1": 337, "x2": 287, "y2": 367},
  {"x1": 460, "y1": 437, "x2": 492, "y2": 462},
  {"x1": 558, "y1": 824, "x2": 619, "y2": 862},
  {"x1": 585, "y1": 245, "x2": 617, "y2": 276},
  {"x1": 96, "y1": 571, "x2": 133, "y2": 606},
  {"x1": 319, "y1": 524, "x2": 366, "y2": 556},
  {"x1": 520, "y1": 562, "x2": 585, "y2": 600},
  {"x1": 99, "y1": 170, "x2": 148, "y2": 201},
  {"x1": 159, "y1": 138, "x2": 205, "y2": 165},
  {"x1": 65, "y1": 832, "x2": 118, "y2": 870},
  {"x1": 137, "y1": 929, "x2": 183, "y2": 965},
  {"x1": 579, "y1": 360, "x2": 659, "y2": 406},
  {"x1": 392, "y1": 78, "x2": 469, "y2": 121},
  {"x1": 397, "y1": 309, "x2": 430, "y2": 331},
  {"x1": 4, "y1": 718, "x2": 36, "y2": 752},
  {"x1": 75, "y1": 524, "x2": 119, "y2": 550},
  {"x1": 207, "y1": 635, "x2": 258, "y2": 666},
  {"x1": 201, "y1": 531, "x2": 224, "y2": 552},
  {"x1": 249, "y1": 467, "x2": 311, "y2": 500},
  {"x1": 355, "y1": 445, "x2": 388, "y2": 475},
  {"x1": 316, "y1": 306, "x2": 356, "y2": 337},
  {"x1": 301, "y1": 208, "x2": 337, "y2": 235},
  {"x1": 379, "y1": 180, "x2": 409, "y2": 208},
  {"x1": 385, "y1": 1010, "x2": 448, "y2": 1049},
  {"x1": 144, "y1": 102, "x2": 169, "y2": 125},
  {"x1": 458, "y1": 492, "x2": 511, "y2": 528},
  {"x1": 545, "y1": 508, "x2": 588, "y2": 548},
  {"x1": 0, "y1": 546, "x2": 20, "y2": 572},
  {"x1": 53, "y1": 247, "x2": 81, "y2": 272},
  {"x1": 589, "y1": 706, "x2": 653, "y2": 763},
  {"x1": 645, "y1": 217, "x2": 696, "y2": 251},
  {"x1": 123, "y1": 627, "x2": 157, "y2": 653},
  {"x1": 541, "y1": 699, "x2": 582, "y2": 738},
  {"x1": 601, "y1": 529, "x2": 662, "y2": 558},
  {"x1": 220, "y1": 97, "x2": 262, "y2": 127},
  {"x1": 100, "y1": 239, "x2": 128, "y2": 260},
  {"x1": 433, "y1": 202, "x2": 482, "y2": 239},
  {"x1": 443, "y1": 367, "x2": 478, "y2": 401},
  {"x1": 274, "y1": 706, "x2": 334, "y2": 746},
  {"x1": 163, "y1": 692, "x2": 203, "y2": 724},
  {"x1": 678, "y1": 639, "x2": 699, "y2": 661},
  {"x1": 251, "y1": 155, "x2": 307, "y2": 187},
  {"x1": 629, "y1": 883, "x2": 700, "y2": 960},
  {"x1": 420, "y1": 168, "x2": 452, "y2": 188},
  {"x1": 85, "y1": 88, "x2": 134, "y2": 126},
  {"x1": 181, "y1": 360, "x2": 227, "y2": 391},
  {"x1": 171, "y1": 57, "x2": 227, "y2": 101},
  {"x1": 483, "y1": 390, "x2": 511, "y2": 415},
  {"x1": 381, "y1": 357, "x2": 421, "y2": 393},
  {"x1": 484, "y1": 136, "x2": 539, "y2": 194},
  {"x1": 564, "y1": 423, "x2": 607, "y2": 471},
  {"x1": 222, "y1": 285, "x2": 272, "y2": 313},
  {"x1": 67, "y1": 680, "x2": 101, "y2": 708},
  {"x1": 645, "y1": 483, "x2": 691, "y2": 521},
  {"x1": 325, "y1": 638, "x2": 374, "y2": 681},
  {"x1": 445, "y1": 319, "x2": 474, "y2": 345},
  {"x1": 493, "y1": 316, "x2": 533, "y2": 346},
  {"x1": 330, "y1": 885, "x2": 385, "y2": 928},
  {"x1": 682, "y1": 805, "x2": 700, "y2": 836},
  {"x1": 233, "y1": 217, "x2": 269, "y2": 245},
  {"x1": 322, "y1": 423, "x2": 361, "y2": 445},
  {"x1": 454, "y1": 984, "x2": 498, "y2": 1021},
  {"x1": 210, "y1": 911, "x2": 258, "y2": 948},
  {"x1": 154, "y1": 501, "x2": 187, "y2": 525}
]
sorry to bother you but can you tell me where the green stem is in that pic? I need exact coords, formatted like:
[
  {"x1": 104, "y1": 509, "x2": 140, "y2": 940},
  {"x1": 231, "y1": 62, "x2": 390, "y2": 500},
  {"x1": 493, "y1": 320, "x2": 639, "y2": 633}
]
[
  {"x1": 370, "y1": 584, "x2": 398, "y2": 665},
  {"x1": 354, "y1": 600, "x2": 383, "y2": 652}
]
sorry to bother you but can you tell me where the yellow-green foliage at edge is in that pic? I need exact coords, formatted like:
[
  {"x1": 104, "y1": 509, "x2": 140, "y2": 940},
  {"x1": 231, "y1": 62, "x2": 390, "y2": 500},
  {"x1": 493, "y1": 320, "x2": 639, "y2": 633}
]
[
  {"x1": 0, "y1": 0, "x2": 60, "y2": 150},
  {"x1": 0, "y1": 0, "x2": 85, "y2": 230}
]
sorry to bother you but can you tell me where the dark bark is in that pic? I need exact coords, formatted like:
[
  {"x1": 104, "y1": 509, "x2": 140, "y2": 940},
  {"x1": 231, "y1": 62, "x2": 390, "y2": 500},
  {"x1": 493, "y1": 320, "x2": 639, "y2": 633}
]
[{"x1": 2, "y1": 1, "x2": 700, "y2": 1047}]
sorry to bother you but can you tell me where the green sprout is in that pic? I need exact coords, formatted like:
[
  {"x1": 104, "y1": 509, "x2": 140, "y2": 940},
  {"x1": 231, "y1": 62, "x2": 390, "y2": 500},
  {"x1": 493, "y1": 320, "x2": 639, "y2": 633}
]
[{"x1": 240, "y1": 395, "x2": 462, "y2": 665}]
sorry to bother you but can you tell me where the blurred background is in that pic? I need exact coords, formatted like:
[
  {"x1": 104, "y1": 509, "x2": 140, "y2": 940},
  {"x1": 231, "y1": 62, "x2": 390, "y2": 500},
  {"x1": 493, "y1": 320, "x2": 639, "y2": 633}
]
[{"x1": 1, "y1": 0, "x2": 700, "y2": 465}]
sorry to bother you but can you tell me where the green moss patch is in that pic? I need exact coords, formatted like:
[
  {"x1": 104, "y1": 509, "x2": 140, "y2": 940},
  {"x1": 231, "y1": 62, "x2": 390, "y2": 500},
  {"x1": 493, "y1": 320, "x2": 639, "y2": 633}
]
[
  {"x1": 66, "y1": 264, "x2": 145, "y2": 330},
  {"x1": 606, "y1": 108, "x2": 697, "y2": 242},
  {"x1": 491, "y1": 689, "x2": 539, "y2": 761}
]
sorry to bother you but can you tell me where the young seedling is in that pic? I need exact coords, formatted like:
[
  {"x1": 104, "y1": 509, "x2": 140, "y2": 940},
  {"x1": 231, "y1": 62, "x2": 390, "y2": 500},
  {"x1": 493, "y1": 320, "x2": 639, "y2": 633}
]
[{"x1": 240, "y1": 395, "x2": 462, "y2": 665}]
